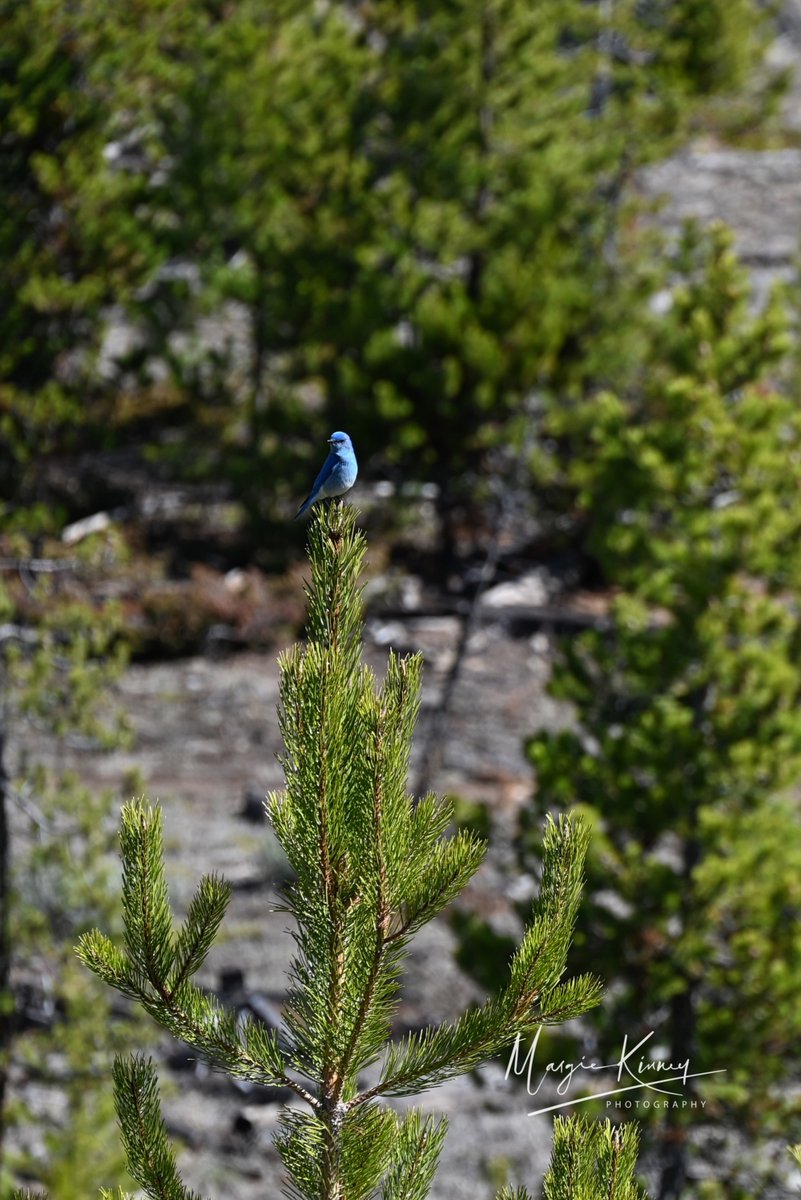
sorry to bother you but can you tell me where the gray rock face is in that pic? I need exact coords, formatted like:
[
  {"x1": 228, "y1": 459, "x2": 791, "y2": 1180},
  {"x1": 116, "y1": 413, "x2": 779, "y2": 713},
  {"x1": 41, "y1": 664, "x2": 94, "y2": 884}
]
[
  {"x1": 639, "y1": 149, "x2": 801, "y2": 304},
  {"x1": 641, "y1": 148, "x2": 801, "y2": 261},
  {"x1": 637, "y1": 10, "x2": 801, "y2": 306}
]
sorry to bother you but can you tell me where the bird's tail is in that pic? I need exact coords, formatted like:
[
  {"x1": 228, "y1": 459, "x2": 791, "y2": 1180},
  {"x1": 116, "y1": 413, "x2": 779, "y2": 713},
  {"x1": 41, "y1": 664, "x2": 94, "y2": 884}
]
[{"x1": 295, "y1": 495, "x2": 312, "y2": 519}]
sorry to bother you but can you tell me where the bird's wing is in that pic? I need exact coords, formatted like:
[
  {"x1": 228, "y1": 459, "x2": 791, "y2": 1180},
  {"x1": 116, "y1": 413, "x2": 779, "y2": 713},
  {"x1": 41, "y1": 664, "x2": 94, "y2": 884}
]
[
  {"x1": 296, "y1": 451, "x2": 336, "y2": 516},
  {"x1": 309, "y1": 451, "x2": 336, "y2": 498}
]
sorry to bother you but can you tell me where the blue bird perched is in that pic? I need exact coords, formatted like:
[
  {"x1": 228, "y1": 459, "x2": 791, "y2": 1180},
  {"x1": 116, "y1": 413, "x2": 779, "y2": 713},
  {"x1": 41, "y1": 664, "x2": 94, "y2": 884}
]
[{"x1": 295, "y1": 431, "x2": 358, "y2": 519}]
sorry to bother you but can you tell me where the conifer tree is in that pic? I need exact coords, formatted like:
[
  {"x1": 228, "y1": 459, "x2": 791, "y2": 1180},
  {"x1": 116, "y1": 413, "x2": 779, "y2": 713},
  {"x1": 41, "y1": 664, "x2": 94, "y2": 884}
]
[
  {"x1": 517, "y1": 225, "x2": 801, "y2": 1199},
  {"x1": 0, "y1": 0, "x2": 168, "y2": 511},
  {"x1": 74, "y1": 503, "x2": 625, "y2": 1199}
]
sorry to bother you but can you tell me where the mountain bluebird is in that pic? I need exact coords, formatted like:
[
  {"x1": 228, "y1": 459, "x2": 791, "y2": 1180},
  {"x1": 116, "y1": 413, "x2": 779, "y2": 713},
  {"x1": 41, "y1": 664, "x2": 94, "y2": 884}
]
[{"x1": 295, "y1": 431, "x2": 358, "y2": 518}]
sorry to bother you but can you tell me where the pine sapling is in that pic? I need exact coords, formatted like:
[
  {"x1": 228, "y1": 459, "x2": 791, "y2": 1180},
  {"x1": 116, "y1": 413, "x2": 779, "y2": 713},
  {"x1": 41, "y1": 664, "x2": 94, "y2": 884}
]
[{"x1": 72, "y1": 503, "x2": 634, "y2": 1199}]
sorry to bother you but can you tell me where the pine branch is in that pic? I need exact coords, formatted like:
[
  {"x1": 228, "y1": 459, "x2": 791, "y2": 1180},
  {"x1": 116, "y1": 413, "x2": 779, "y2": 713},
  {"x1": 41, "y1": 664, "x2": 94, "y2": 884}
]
[
  {"x1": 119, "y1": 800, "x2": 174, "y2": 990},
  {"x1": 356, "y1": 995, "x2": 513, "y2": 1102},
  {"x1": 509, "y1": 814, "x2": 590, "y2": 1004},
  {"x1": 353, "y1": 812, "x2": 601, "y2": 1105},
  {"x1": 543, "y1": 1115, "x2": 601, "y2": 1200},
  {"x1": 538, "y1": 975, "x2": 606, "y2": 1025},
  {"x1": 542, "y1": 1117, "x2": 645, "y2": 1200},
  {"x1": 112, "y1": 1054, "x2": 204, "y2": 1200},
  {"x1": 381, "y1": 1111, "x2": 448, "y2": 1200},
  {"x1": 392, "y1": 824, "x2": 487, "y2": 942},
  {"x1": 76, "y1": 802, "x2": 312, "y2": 1101},
  {"x1": 170, "y1": 874, "x2": 232, "y2": 992}
]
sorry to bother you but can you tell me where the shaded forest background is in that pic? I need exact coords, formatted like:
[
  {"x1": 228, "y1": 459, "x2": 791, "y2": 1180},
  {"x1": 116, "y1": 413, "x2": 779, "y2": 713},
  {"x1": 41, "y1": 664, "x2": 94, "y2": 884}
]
[{"x1": 4, "y1": 1, "x2": 801, "y2": 1197}]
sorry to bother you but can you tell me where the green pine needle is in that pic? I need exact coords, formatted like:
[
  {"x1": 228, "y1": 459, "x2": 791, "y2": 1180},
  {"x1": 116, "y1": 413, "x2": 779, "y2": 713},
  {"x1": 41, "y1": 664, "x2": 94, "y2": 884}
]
[
  {"x1": 112, "y1": 1055, "x2": 204, "y2": 1200},
  {"x1": 381, "y1": 1111, "x2": 448, "y2": 1200},
  {"x1": 543, "y1": 1117, "x2": 645, "y2": 1200}
]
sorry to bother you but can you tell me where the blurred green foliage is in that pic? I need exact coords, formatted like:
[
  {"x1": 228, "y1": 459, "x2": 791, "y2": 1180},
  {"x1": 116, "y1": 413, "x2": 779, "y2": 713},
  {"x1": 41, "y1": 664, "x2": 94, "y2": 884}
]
[
  {"x1": 0, "y1": 0, "x2": 163, "y2": 520},
  {"x1": 520, "y1": 226, "x2": 801, "y2": 1198},
  {"x1": 0, "y1": 534, "x2": 140, "y2": 1198},
  {"x1": 0, "y1": 0, "x2": 783, "y2": 548}
]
